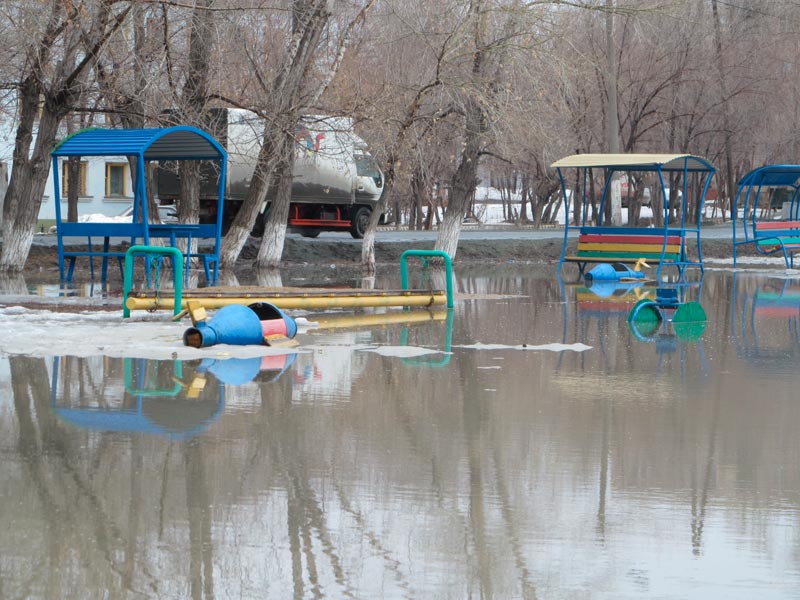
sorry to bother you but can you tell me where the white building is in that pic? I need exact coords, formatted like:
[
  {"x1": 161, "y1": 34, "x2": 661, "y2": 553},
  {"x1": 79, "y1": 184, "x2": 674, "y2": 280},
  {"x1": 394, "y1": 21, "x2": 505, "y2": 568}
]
[{"x1": 0, "y1": 115, "x2": 135, "y2": 222}]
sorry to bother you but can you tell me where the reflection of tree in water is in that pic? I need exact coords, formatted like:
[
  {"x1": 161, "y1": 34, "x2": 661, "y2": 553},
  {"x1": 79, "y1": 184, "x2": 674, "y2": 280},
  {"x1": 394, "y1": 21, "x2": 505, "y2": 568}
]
[
  {"x1": 9, "y1": 356, "x2": 159, "y2": 596},
  {"x1": 184, "y1": 438, "x2": 214, "y2": 599},
  {"x1": 6, "y1": 356, "x2": 233, "y2": 597},
  {"x1": 257, "y1": 374, "x2": 357, "y2": 599},
  {"x1": 0, "y1": 271, "x2": 27, "y2": 295}
]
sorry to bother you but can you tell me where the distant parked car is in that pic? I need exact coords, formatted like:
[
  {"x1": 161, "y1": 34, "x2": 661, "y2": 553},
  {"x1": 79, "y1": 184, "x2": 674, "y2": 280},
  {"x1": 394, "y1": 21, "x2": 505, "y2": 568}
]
[{"x1": 120, "y1": 204, "x2": 178, "y2": 223}]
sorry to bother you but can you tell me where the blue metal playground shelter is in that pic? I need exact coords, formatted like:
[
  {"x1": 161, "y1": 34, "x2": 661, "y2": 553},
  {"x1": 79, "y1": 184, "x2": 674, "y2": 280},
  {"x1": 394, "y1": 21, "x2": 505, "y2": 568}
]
[
  {"x1": 52, "y1": 126, "x2": 227, "y2": 284},
  {"x1": 732, "y1": 164, "x2": 800, "y2": 268}
]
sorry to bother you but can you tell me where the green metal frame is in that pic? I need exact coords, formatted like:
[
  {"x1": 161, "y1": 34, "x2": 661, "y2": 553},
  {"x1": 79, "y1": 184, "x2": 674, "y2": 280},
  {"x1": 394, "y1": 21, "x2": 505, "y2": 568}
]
[
  {"x1": 124, "y1": 358, "x2": 184, "y2": 397},
  {"x1": 123, "y1": 245, "x2": 184, "y2": 318},
  {"x1": 400, "y1": 249, "x2": 454, "y2": 309},
  {"x1": 399, "y1": 309, "x2": 454, "y2": 367}
]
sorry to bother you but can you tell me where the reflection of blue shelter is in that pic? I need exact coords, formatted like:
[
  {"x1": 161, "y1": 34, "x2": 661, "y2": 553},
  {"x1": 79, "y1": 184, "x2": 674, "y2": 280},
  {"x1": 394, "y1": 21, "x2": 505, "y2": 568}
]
[
  {"x1": 50, "y1": 357, "x2": 225, "y2": 440},
  {"x1": 733, "y1": 165, "x2": 800, "y2": 268},
  {"x1": 52, "y1": 127, "x2": 227, "y2": 284},
  {"x1": 552, "y1": 154, "x2": 716, "y2": 280}
]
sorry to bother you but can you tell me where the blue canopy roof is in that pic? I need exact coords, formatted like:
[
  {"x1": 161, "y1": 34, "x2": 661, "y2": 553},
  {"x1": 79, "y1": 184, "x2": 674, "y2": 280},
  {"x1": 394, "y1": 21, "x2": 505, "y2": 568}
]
[
  {"x1": 737, "y1": 165, "x2": 800, "y2": 188},
  {"x1": 52, "y1": 125, "x2": 226, "y2": 160}
]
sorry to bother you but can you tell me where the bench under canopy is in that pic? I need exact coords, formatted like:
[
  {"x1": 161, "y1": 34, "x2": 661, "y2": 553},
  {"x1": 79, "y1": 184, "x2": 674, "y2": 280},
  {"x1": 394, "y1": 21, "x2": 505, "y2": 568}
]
[
  {"x1": 551, "y1": 153, "x2": 716, "y2": 280},
  {"x1": 733, "y1": 165, "x2": 800, "y2": 268},
  {"x1": 52, "y1": 126, "x2": 227, "y2": 284}
]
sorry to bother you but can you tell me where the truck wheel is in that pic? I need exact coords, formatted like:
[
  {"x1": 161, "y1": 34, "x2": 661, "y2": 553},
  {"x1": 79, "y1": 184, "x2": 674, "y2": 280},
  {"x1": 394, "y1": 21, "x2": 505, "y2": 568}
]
[
  {"x1": 350, "y1": 207, "x2": 371, "y2": 239},
  {"x1": 300, "y1": 229, "x2": 321, "y2": 238}
]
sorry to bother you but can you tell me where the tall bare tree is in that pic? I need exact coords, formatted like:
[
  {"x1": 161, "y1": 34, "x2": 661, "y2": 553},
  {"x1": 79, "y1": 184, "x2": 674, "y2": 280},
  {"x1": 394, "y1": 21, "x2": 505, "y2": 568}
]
[
  {"x1": 0, "y1": 1, "x2": 130, "y2": 272},
  {"x1": 217, "y1": 0, "x2": 375, "y2": 270}
]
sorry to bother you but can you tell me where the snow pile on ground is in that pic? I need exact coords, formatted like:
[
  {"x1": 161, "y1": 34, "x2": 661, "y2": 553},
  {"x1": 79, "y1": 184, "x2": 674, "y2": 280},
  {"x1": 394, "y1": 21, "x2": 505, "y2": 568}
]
[
  {"x1": 46, "y1": 212, "x2": 132, "y2": 233},
  {"x1": 77, "y1": 213, "x2": 132, "y2": 223}
]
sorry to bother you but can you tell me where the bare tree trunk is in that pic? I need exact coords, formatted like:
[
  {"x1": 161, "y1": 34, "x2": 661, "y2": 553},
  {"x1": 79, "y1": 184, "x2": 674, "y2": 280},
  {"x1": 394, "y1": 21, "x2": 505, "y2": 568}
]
[
  {"x1": 225, "y1": 0, "x2": 373, "y2": 268},
  {"x1": 178, "y1": 161, "x2": 201, "y2": 256},
  {"x1": 436, "y1": 97, "x2": 482, "y2": 258},
  {"x1": 0, "y1": 2, "x2": 129, "y2": 271},
  {"x1": 436, "y1": 0, "x2": 494, "y2": 258},
  {"x1": 520, "y1": 176, "x2": 529, "y2": 222},
  {"x1": 605, "y1": 0, "x2": 622, "y2": 226},
  {"x1": 221, "y1": 135, "x2": 275, "y2": 267},
  {"x1": 711, "y1": 0, "x2": 734, "y2": 222},
  {"x1": 174, "y1": 0, "x2": 214, "y2": 260},
  {"x1": 223, "y1": 0, "x2": 329, "y2": 268},
  {"x1": 256, "y1": 142, "x2": 295, "y2": 268},
  {"x1": 1, "y1": 102, "x2": 63, "y2": 271},
  {"x1": 411, "y1": 165, "x2": 426, "y2": 229},
  {"x1": 361, "y1": 168, "x2": 394, "y2": 273},
  {"x1": 67, "y1": 156, "x2": 80, "y2": 223}
]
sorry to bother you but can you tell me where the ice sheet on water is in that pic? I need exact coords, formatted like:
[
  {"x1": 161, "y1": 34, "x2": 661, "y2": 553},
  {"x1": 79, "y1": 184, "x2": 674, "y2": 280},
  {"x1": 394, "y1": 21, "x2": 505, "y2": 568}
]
[
  {"x1": 0, "y1": 306, "x2": 304, "y2": 360},
  {"x1": 360, "y1": 345, "x2": 445, "y2": 358},
  {"x1": 454, "y1": 342, "x2": 592, "y2": 352}
]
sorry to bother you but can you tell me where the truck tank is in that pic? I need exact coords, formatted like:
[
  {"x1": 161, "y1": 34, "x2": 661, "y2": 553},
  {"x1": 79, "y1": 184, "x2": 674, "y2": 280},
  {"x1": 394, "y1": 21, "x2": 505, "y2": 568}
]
[{"x1": 157, "y1": 108, "x2": 384, "y2": 238}]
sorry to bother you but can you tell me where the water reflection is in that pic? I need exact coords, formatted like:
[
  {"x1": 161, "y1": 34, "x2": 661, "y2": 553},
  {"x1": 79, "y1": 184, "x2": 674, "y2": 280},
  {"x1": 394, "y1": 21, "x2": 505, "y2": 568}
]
[
  {"x1": 732, "y1": 274, "x2": 800, "y2": 372},
  {"x1": 51, "y1": 357, "x2": 222, "y2": 439},
  {"x1": 2, "y1": 269, "x2": 800, "y2": 597}
]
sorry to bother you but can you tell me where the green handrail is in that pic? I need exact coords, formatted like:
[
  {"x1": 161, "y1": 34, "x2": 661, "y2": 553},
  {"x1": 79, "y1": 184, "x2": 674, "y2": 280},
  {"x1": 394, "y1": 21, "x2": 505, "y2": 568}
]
[
  {"x1": 123, "y1": 245, "x2": 184, "y2": 318},
  {"x1": 400, "y1": 249, "x2": 453, "y2": 309},
  {"x1": 124, "y1": 358, "x2": 184, "y2": 396}
]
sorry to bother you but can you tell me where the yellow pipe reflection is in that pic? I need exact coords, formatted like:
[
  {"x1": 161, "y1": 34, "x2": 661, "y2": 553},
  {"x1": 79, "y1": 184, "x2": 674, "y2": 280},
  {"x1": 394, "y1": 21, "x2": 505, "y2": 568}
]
[{"x1": 308, "y1": 310, "x2": 448, "y2": 331}]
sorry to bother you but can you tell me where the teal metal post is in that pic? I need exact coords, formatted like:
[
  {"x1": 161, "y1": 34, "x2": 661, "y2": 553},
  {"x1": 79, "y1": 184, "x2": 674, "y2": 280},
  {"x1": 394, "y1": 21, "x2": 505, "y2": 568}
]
[
  {"x1": 123, "y1": 245, "x2": 184, "y2": 318},
  {"x1": 400, "y1": 249, "x2": 454, "y2": 309}
]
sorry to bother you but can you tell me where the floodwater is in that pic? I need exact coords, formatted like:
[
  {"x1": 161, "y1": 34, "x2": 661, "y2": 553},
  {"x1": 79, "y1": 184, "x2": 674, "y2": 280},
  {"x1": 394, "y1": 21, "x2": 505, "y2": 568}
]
[{"x1": 2, "y1": 265, "x2": 800, "y2": 599}]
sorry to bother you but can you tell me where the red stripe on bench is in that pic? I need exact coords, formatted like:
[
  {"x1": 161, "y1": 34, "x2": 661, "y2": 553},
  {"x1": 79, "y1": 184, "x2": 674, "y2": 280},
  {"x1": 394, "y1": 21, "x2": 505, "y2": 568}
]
[
  {"x1": 755, "y1": 221, "x2": 800, "y2": 230},
  {"x1": 578, "y1": 234, "x2": 682, "y2": 245}
]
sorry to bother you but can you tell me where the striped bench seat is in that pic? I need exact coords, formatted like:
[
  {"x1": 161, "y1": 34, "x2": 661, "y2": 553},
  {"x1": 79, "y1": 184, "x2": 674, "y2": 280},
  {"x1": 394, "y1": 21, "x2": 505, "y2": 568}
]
[
  {"x1": 752, "y1": 221, "x2": 800, "y2": 268},
  {"x1": 562, "y1": 227, "x2": 685, "y2": 275}
]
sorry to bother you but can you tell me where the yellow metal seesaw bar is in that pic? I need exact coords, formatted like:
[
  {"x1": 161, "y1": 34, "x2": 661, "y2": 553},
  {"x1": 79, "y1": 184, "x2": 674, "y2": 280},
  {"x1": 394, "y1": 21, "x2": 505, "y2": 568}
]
[{"x1": 125, "y1": 288, "x2": 447, "y2": 312}]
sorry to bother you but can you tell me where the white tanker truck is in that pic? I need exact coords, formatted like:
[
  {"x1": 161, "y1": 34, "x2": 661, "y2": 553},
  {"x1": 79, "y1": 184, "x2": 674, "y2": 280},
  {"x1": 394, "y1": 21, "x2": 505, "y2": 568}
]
[{"x1": 157, "y1": 108, "x2": 385, "y2": 238}]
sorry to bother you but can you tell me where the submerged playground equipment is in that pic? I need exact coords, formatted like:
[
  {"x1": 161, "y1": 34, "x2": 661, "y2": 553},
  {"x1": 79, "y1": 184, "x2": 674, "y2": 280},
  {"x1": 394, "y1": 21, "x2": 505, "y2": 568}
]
[
  {"x1": 627, "y1": 287, "x2": 707, "y2": 344},
  {"x1": 584, "y1": 258, "x2": 650, "y2": 284},
  {"x1": 183, "y1": 302, "x2": 298, "y2": 348},
  {"x1": 733, "y1": 165, "x2": 800, "y2": 268},
  {"x1": 552, "y1": 154, "x2": 716, "y2": 280},
  {"x1": 123, "y1": 248, "x2": 454, "y2": 317}
]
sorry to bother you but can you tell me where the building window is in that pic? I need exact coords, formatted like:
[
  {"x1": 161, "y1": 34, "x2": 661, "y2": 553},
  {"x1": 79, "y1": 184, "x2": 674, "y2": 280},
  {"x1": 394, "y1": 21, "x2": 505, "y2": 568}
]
[
  {"x1": 106, "y1": 162, "x2": 128, "y2": 197},
  {"x1": 61, "y1": 160, "x2": 88, "y2": 196}
]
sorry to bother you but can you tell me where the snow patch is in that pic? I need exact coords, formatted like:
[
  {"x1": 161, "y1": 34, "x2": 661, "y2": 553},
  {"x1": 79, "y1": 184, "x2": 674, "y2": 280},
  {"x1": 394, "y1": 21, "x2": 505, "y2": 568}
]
[{"x1": 360, "y1": 345, "x2": 444, "y2": 358}]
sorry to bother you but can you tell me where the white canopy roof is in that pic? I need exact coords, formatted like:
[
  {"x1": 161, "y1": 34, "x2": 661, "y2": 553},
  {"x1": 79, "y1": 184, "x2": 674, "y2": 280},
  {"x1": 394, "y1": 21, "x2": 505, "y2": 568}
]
[{"x1": 550, "y1": 153, "x2": 715, "y2": 172}]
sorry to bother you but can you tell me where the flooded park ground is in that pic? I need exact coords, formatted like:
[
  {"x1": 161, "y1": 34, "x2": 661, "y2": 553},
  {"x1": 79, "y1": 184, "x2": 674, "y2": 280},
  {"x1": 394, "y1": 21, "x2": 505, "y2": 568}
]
[{"x1": 1, "y1": 258, "x2": 800, "y2": 599}]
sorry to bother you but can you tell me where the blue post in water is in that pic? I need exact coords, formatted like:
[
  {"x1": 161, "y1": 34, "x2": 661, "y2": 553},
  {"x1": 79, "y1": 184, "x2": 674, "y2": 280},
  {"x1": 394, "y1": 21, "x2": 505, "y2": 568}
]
[{"x1": 400, "y1": 249, "x2": 454, "y2": 309}]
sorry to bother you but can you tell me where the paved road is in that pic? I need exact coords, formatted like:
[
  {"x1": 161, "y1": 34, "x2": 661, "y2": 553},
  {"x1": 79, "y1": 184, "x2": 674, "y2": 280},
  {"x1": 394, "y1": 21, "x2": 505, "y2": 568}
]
[
  {"x1": 29, "y1": 222, "x2": 740, "y2": 247},
  {"x1": 300, "y1": 222, "x2": 739, "y2": 243}
]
